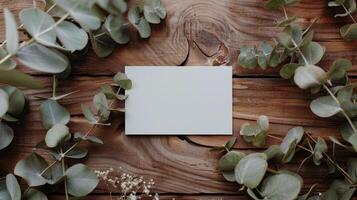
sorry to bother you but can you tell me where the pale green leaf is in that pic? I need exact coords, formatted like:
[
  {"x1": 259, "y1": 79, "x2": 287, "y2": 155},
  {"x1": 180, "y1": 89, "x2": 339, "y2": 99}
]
[
  {"x1": 23, "y1": 188, "x2": 48, "y2": 200},
  {"x1": 4, "y1": 9, "x2": 18, "y2": 55},
  {"x1": 40, "y1": 99, "x2": 70, "y2": 129},
  {"x1": 0, "y1": 122, "x2": 14, "y2": 150},
  {"x1": 45, "y1": 124, "x2": 70, "y2": 148},
  {"x1": 128, "y1": 6, "x2": 151, "y2": 38},
  {"x1": 234, "y1": 153, "x2": 267, "y2": 188},
  {"x1": 300, "y1": 42, "x2": 324, "y2": 65},
  {"x1": 0, "y1": 88, "x2": 9, "y2": 118},
  {"x1": 293, "y1": 65, "x2": 327, "y2": 89},
  {"x1": 5, "y1": 174, "x2": 21, "y2": 200},
  {"x1": 104, "y1": 14, "x2": 130, "y2": 44},
  {"x1": 17, "y1": 43, "x2": 68, "y2": 73},
  {"x1": 66, "y1": 164, "x2": 99, "y2": 197},
  {"x1": 56, "y1": 21, "x2": 88, "y2": 52},
  {"x1": 310, "y1": 96, "x2": 341, "y2": 117}
]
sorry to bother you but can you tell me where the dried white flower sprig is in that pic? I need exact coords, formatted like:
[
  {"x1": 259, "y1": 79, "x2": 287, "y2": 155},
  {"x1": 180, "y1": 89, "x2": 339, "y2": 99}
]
[{"x1": 95, "y1": 168, "x2": 159, "y2": 200}]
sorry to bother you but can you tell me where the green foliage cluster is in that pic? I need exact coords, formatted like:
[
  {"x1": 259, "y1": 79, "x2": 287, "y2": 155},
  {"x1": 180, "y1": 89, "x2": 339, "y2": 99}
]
[
  {"x1": 328, "y1": 0, "x2": 357, "y2": 41},
  {"x1": 0, "y1": 72, "x2": 132, "y2": 200},
  {"x1": 215, "y1": 116, "x2": 357, "y2": 200},
  {"x1": 0, "y1": 0, "x2": 165, "y2": 88},
  {"x1": 238, "y1": 0, "x2": 357, "y2": 154},
  {"x1": 0, "y1": 0, "x2": 162, "y2": 199}
]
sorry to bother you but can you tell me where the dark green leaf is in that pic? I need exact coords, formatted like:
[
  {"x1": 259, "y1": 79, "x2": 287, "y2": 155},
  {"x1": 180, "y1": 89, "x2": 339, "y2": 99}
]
[{"x1": 4, "y1": 9, "x2": 18, "y2": 55}]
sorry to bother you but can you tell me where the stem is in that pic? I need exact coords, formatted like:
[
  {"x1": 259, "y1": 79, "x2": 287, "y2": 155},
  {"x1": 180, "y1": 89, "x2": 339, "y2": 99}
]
[
  {"x1": 291, "y1": 39, "x2": 308, "y2": 65},
  {"x1": 282, "y1": 6, "x2": 288, "y2": 20},
  {"x1": 305, "y1": 133, "x2": 355, "y2": 184},
  {"x1": 60, "y1": 147, "x2": 69, "y2": 200},
  {"x1": 40, "y1": 159, "x2": 58, "y2": 176},
  {"x1": 267, "y1": 134, "x2": 314, "y2": 153},
  {"x1": 52, "y1": 75, "x2": 57, "y2": 98},
  {"x1": 0, "y1": 54, "x2": 12, "y2": 65},
  {"x1": 323, "y1": 84, "x2": 357, "y2": 134},
  {"x1": 342, "y1": 4, "x2": 357, "y2": 23}
]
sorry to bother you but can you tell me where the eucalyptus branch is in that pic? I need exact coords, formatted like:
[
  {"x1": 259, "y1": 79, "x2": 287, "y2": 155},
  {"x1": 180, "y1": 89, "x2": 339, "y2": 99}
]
[{"x1": 342, "y1": 4, "x2": 357, "y2": 23}]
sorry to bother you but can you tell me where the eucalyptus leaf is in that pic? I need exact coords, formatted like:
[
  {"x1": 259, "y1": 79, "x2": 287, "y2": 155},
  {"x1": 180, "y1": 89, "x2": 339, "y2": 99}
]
[
  {"x1": 40, "y1": 99, "x2": 70, "y2": 129},
  {"x1": 0, "y1": 70, "x2": 43, "y2": 89},
  {"x1": 310, "y1": 96, "x2": 341, "y2": 118},
  {"x1": 327, "y1": 58, "x2": 352, "y2": 81},
  {"x1": 300, "y1": 42, "x2": 324, "y2": 65},
  {"x1": 104, "y1": 14, "x2": 130, "y2": 44},
  {"x1": 128, "y1": 6, "x2": 151, "y2": 38},
  {"x1": 54, "y1": 0, "x2": 101, "y2": 30},
  {"x1": 264, "y1": 145, "x2": 283, "y2": 160},
  {"x1": 22, "y1": 189, "x2": 48, "y2": 200},
  {"x1": 224, "y1": 137, "x2": 237, "y2": 150},
  {"x1": 89, "y1": 28, "x2": 116, "y2": 58},
  {"x1": 113, "y1": 72, "x2": 132, "y2": 90},
  {"x1": 5, "y1": 174, "x2": 21, "y2": 200},
  {"x1": 56, "y1": 21, "x2": 88, "y2": 52},
  {"x1": 238, "y1": 46, "x2": 257, "y2": 69},
  {"x1": 66, "y1": 164, "x2": 99, "y2": 197},
  {"x1": 81, "y1": 104, "x2": 97, "y2": 125},
  {"x1": 280, "y1": 126, "x2": 304, "y2": 163},
  {"x1": 17, "y1": 43, "x2": 68, "y2": 73},
  {"x1": 0, "y1": 88, "x2": 9, "y2": 118},
  {"x1": 264, "y1": 0, "x2": 286, "y2": 10},
  {"x1": 0, "y1": 122, "x2": 14, "y2": 150},
  {"x1": 20, "y1": 8, "x2": 56, "y2": 46},
  {"x1": 74, "y1": 132, "x2": 103, "y2": 145},
  {"x1": 14, "y1": 153, "x2": 49, "y2": 187},
  {"x1": 347, "y1": 158, "x2": 357, "y2": 182},
  {"x1": 234, "y1": 153, "x2": 267, "y2": 188},
  {"x1": 4, "y1": 9, "x2": 18, "y2": 55},
  {"x1": 259, "y1": 171, "x2": 303, "y2": 200},
  {"x1": 325, "y1": 179, "x2": 355, "y2": 200},
  {"x1": 143, "y1": 0, "x2": 166, "y2": 24},
  {"x1": 340, "y1": 23, "x2": 357, "y2": 41},
  {"x1": 293, "y1": 65, "x2": 327, "y2": 90},
  {"x1": 0, "y1": 179, "x2": 10, "y2": 200},
  {"x1": 218, "y1": 151, "x2": 246, "y2": 171},
  {"x1": 65, "y1": 147, "x2": 88, "y2": 159},
  {"x1": 45, "y1": 124, "x2": 70, "y2": 148},
  {"x1": 340, "y1": 121, "x2": 357, "y2": 151},
  {"x1": 334, "y1": 0, "x2": 356, "y2": 17},
  {"x1": 2, "y1": 86, "x2": 26, "y2": 118},
  {"x1": 222, "y1": 171, "x2": 236, "y2": 182},
  {"x1": 280, "y1": 63, "x2": 300, "y2": 79},
  {"x1": 313, "y1": 137, "x2": 328, "y2": 165}
]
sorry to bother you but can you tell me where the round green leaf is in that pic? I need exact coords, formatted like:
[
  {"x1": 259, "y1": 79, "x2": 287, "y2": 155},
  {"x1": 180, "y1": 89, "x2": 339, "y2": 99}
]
[
  {"x1": 2, "y1": 86, "x2": 26, "y2": 118},
  {"x1": 19, "y1": 8, "x2": 56, "y2": 46},
  {"x1": 221, "y1": 171, "x2": 235, "y2": 182},
  {"x1": 313, "y1": 137, "x2": 328, "y2": 165},
  {"x1": 259, "y1": 171, "x2": 303, "y2": 200},
  {"x1": 340, "y1": 121, "x2": 357, "y2": 151},
  {"x1": 238, "y1": 46, "x2": 257, "y2": 69},
  {"x1": 310, "y1": 96, "x2": 341, "y2": 118},
  {"x1": 0, "y1": 88, "x2": 9, "y2": 118},
  {"x1": 280, "y1": 63, "x2": 300, "y2": 79},
  {"x1": 218, "y1": 151, "x2": 246, "y2": 171},
  {"x1": 143, "y1": 0, "x2": 166, "y2": 24},
  {"x1": 14, "y1": 153, "x2": 49, "y2": 187},
  {"x1": 0, "y1": 122, "x2": 14, "y2": 150},
  {"x1": 327, "y1": 58, "x2": 352, "y2": 81},
  {"x1": 45, "y1": 124, "x2": 70, "y2": 148},
  {"x1": 23, "y1": 188, "x2": 48, "y2": 200},
  {"x1": 257, "y1": 115, "x2": 269, "y2": 131},
  {"x1": 104, "y1": 14, "x2": 130, "y2": 44},
  {"x1": 300, "y1": 42, "x2": 324, "y2": 65},
  {"x1": 5, "y1": 174, "x2": 21, "y2": 200},
  {"x1": 113, "y1": 72, "x2": 132, "y2": 90},
  {"x1": 128, "y1": 6, "x2": 151, "y2": 38},
  {"x1": 234, "y1": 153, "x2": 267, "y2": 188},
  {"x1": 0, "y1": 179, "x2": 11, "y2": 200},
  {"x1": 340, "y1": 23, "x2": 357, "y2": 41},
  {"x1": 264, "y1": 145, "x2": 283, "y2": 160},
  {"x1": 4, "y1": 9, "x2": 18, "y2": 55},
  {"x1": 40, "y1": 99, "x2": 70, "y2": 129},
  {"x1": 54, "y1": 0, "x2": 101, "y2": 30},
  {"x1": 280, "y1": 126, "x2": 304, "y2": 162},
  {"x1": 293, "y1": 65, "x2": 327, "y2": 90},
  {"x1": 56, "y1": 21, "x2": 88, "y2": 52},
  {"x1": 17, "y1": 43, "x2": 68, "y2": 73},
  {"x1": 66, "y1": 164, "x2": 99, "y2": 197},
  {"x1": 89, "y1": 29, "x2": 115, "y2": 58}
]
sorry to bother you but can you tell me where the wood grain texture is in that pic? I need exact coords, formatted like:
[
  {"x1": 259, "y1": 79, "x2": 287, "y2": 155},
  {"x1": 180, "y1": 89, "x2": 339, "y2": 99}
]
[
  {"x1": 0, "y1": 76, "x2": 352, "y2": 196},
  {"x1": 1, "y1": 0, "x2": 357, "y2": 199},
  {"x1": 2, "y1": 0, "x2": 357, "y2": 76}
]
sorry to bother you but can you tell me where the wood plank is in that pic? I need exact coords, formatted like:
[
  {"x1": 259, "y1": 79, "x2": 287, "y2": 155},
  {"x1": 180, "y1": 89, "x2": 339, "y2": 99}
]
[
  {"x1": 3, "y1": 0, "x2": 357, "y2": 76},
  {"x1": 50, "y1": 195, "x2": 253, "y2": 200},
  {"x1": 0, "y1": 76, "x2": 352, "y2": 194}
]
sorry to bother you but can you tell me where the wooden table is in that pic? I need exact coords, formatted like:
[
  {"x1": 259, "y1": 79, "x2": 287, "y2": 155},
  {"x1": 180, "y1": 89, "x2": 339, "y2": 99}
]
[{"x1": 1, "y1": 0, "x2": 357, "y2": 199}]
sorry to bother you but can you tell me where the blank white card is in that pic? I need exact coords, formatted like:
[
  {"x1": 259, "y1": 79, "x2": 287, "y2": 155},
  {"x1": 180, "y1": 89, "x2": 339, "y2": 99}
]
[{"x1": 125, "y1": 66, "x2": 232, "y2": 135}]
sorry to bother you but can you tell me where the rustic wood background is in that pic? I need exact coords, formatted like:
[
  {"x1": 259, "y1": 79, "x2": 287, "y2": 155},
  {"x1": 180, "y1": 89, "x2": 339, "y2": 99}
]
[{"x1": 1, "y1": 0, "x2": 357, "y2": 199}]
